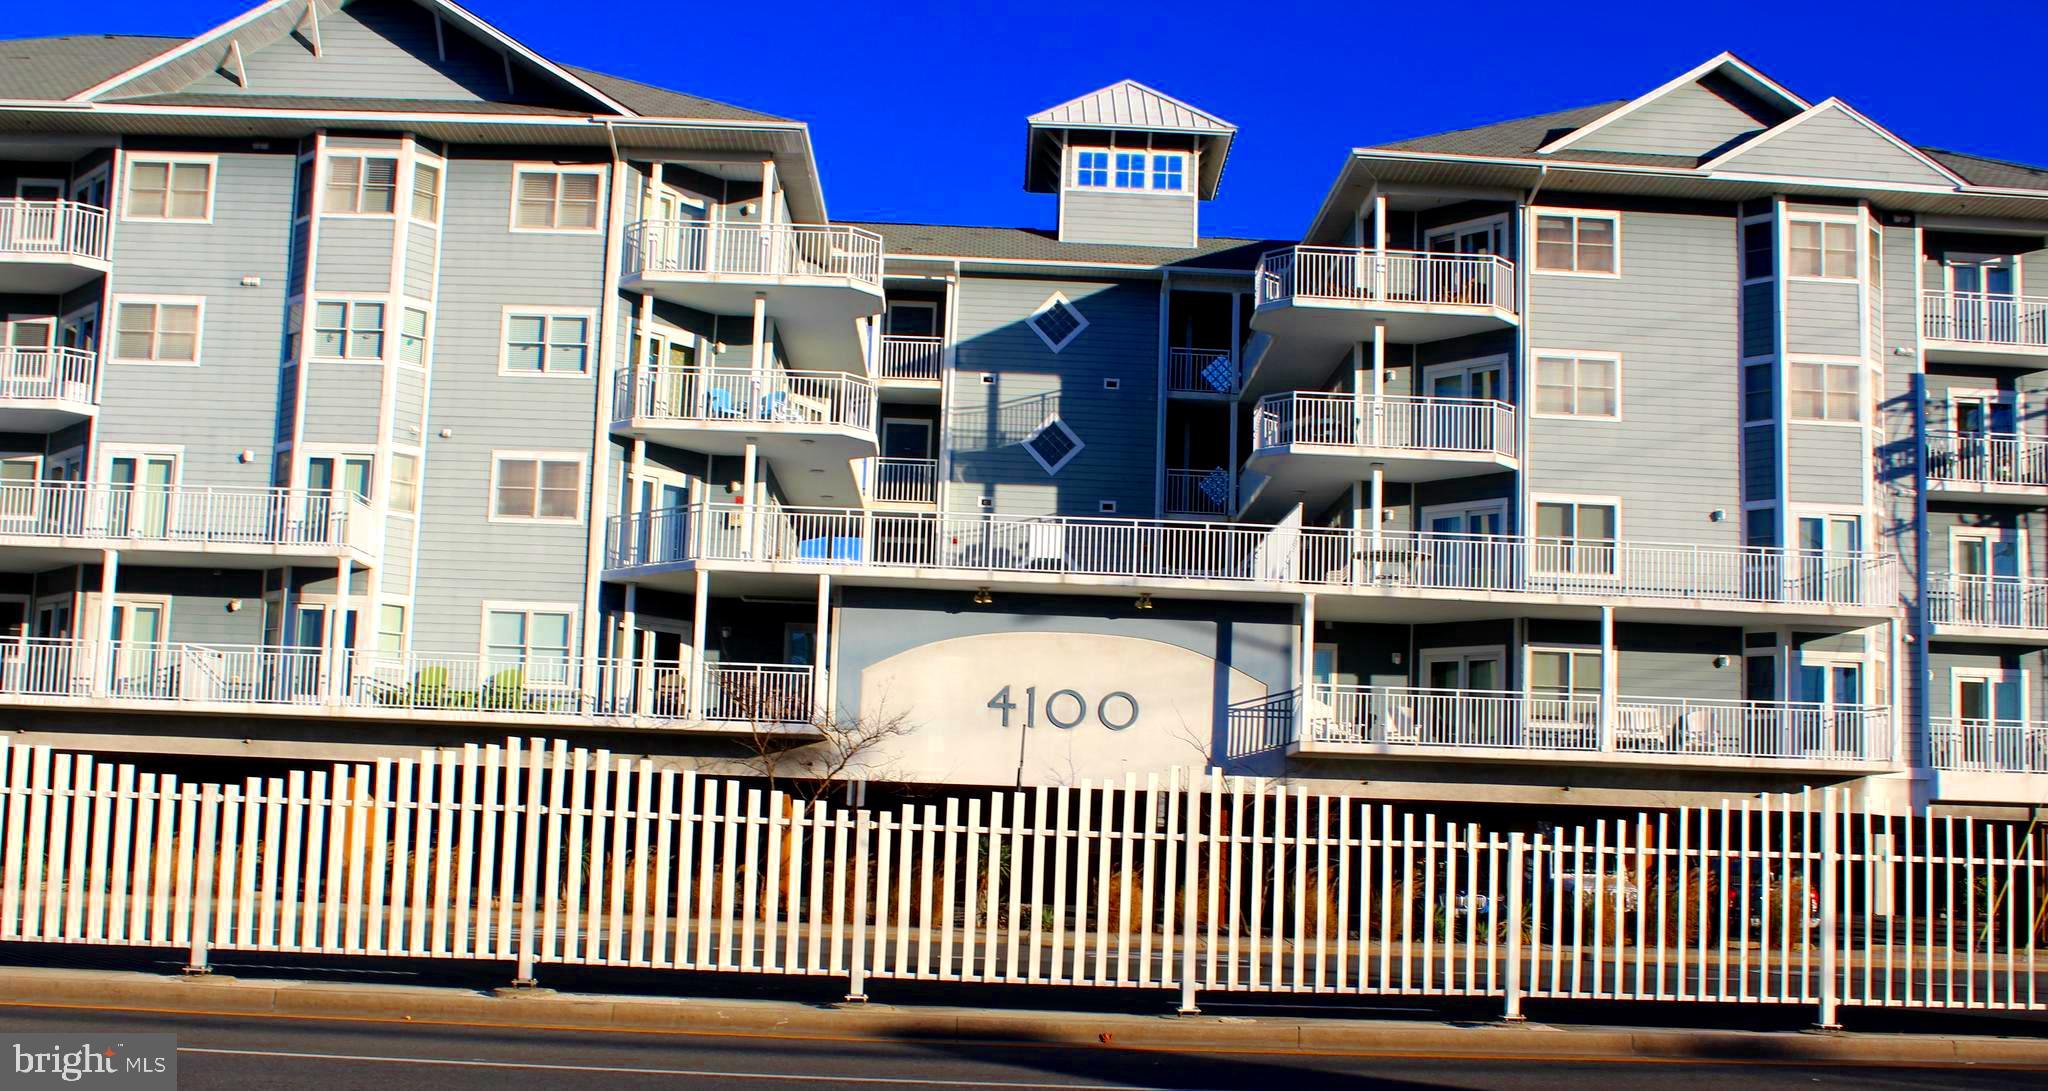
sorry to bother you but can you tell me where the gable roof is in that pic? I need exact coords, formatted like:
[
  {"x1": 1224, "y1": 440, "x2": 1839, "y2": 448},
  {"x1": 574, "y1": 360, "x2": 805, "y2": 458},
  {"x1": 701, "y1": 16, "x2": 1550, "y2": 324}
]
[
  {"x1": 1702, "y1": 98, "x2": 1967, "y2": 189},
  {"x1": 844, "y1": 221, "x2": 1278, "y2": 272},
  {"x1": 0, "y1": 34, "x2": 178, "y2": 101},
  {"x1": 1537, "y1": 52, "x2": 1807, "y2": 157}
]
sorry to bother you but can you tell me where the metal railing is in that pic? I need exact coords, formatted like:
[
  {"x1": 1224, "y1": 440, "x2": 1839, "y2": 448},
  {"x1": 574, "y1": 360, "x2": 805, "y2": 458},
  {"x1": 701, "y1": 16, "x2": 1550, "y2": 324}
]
[
  {"x1": 616, "y1": 366, "x2": 876, "y2": 435},
  {"x1": 624, "y1": 220, "x2": 884, "y2": 290},
  {"x1": 1255, "y1": 392, "x2": 1517, "y2": 459},
  {"x1": 0, "y1": 347, "x2": 97, "y2": 406},
  {"x1": 0, "y1": 481, "x2": 369, "y2": 551},
  {"x1": 0, "y1": 199, "x2": 109, "y2": 261},
  {"x1": 1167, "y1": 347, "x2": 1236, "y2": 394},
  {"x1": 607, "y1": 503, "x2": 1902, "y2": 611},
  {"x1": 875, "y1": 335, "x2": 943, "y2": 381},
  {"x1": 860, "y1": 457, "x2": 938, "y2": 504},
  {"x1": 1312, "y1": 685, "x2": 1892, "y2": 764},
  {"x1": 699, "y1": 662, "x2": 815, "y2": 723},
  {"x1": 1164, "y1": 468, "x2": 1232, "y2": 516},
  {"x1": 1256, "y1": 246, "x2": 1517, "y2": 315},
  {"x1": 1926, "y1": 430, "x2": 2048, "y2": 488},
  {"x1": 1929, "y1": 717, "x2": 2048, "y2": 774},
  {"x1": 1928, "y1": 573, "x2": 2048, "y2": 631},
  {"x1": 1922, "y1": 289, "x2": 2048, "y2": 349}
]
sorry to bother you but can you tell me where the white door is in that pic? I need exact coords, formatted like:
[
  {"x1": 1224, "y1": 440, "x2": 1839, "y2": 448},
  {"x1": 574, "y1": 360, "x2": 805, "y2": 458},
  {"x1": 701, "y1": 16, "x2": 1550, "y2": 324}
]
[
  {"x1": 2, "y1": 317, "x2": 54, "y2": 395},
  {"x1": 1795, "y1": 513, "x2": 1862, "y2": 603},
  {"x1": 13, "y1": 180, "x2": 64, "y2": 247},
  {"x1": 1949, "y1": 255, "x2": 2019, "y2": 342},
  {"x1": 108, "y1": 453, "x2": 177, "y2": 538}
]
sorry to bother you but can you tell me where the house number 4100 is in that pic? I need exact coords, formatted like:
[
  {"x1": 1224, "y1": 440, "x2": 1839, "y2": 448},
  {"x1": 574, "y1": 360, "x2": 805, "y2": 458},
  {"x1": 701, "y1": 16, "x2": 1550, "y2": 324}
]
[{"x1": 986, "y1": 685, "x2": 1139, "y2": 731}]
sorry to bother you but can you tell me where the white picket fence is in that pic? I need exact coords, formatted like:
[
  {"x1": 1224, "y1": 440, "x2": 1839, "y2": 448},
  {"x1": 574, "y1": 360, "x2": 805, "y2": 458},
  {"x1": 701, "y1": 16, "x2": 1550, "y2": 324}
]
[{"x1": 0, "y1": 736, "x2": 2040, "y2": 1021}]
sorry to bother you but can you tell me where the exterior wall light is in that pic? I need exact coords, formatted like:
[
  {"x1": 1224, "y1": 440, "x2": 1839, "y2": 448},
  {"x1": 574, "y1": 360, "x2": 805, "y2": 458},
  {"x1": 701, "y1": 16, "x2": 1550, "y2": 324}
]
[
  {"x1": 1136, "y1": 593, "x2": 1153, "y2": 610},
  {"x1": 973, "y1": 587, "x2": 993, "y2": 605}
]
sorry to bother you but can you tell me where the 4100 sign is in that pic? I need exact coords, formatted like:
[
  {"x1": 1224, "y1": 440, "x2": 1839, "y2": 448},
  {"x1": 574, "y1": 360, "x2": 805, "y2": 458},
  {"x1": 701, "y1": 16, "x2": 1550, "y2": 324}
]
[{"x1": 986, "y1": 685, "x2": 1139, "y2": 731}]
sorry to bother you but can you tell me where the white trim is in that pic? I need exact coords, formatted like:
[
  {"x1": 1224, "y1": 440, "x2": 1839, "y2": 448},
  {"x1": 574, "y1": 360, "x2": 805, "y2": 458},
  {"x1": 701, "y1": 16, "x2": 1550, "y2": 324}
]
[
  {"x1": 1417, "y1": 644, "x2": 1508, "y2": 689},
  {"x1": 1528, "y1": 207, "x2": 1621, "y2": 278},
  {"x1": 496, "y1": 306, "x2": 598, "y2": 377},
  {"x1": 306, "y1": 295, "x2": 392, "y2": 364},
  {"x1": 477, "y1": 600, "x2": 582, "y2": 662},
  {"x1": 317, "y1": 150, "x2": 402, "y2": 219},
  {"x1": 1422, "y1": 213, "x2": 1510, "y2": 255},
  {"x1": 879, "y1": 416, "x2": 933, "y2": 459},
  {"x1": 1949, "y1": 666, "x2": 2028, "y2": 723},
  {"x1": 1784, "y1": 353, "x2": 1866, "y2": 425},
  {"x1": 487, "y1": 449, "x2": 588, "y2": 524},
  {"x1": 1022, "y1": 414, "x2": 1084, "y2": 476},
  {"x1": 94, "y1": 444, "x2": 184, "y2": 488},
  {"x1": 12, "y1": 178, "x2": 64, "y2": 200},
  {"x1": 1419, "y1": 498, "x2": 1509, "y2": 532},
  {"x1": 119, "y1": 153, "x2": 217, "y2": 224},
  {"x1": 883, "y1": 300, "x2": 938, "y2": 337},
  {"x1": 1522, "y1": 644, "x2": 1605, "y2": 696},
  {"x1": 1529, "y1": 349, "x2": 1622, "y2": 420},
  {"x1": 1027, "y1": 291, "x2": 1088, "y2": 353},
  {"x1": 1536, "y1": 52, "x2": 1810, "y2": 156},
  {"x1": 1698, "y1": 98, "x2": 1968, "y2": 188},
  {"x1": 507, "y1": 164, "x2": 607, "y2": 234},
  {"x1": 1946, "y1": 523, "x2": 2025, "y2": 579},
  {"x1": 107, "y1": 294, "x2": 206, "y2": 366},
  {"x1": 1783, "y1": 214, "x2": 1862, "y2": 282}
]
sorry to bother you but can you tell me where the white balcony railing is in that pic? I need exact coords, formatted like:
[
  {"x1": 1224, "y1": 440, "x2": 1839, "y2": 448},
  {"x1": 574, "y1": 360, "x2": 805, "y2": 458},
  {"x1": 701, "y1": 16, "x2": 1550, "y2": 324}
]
[
  {"x1": 875, "y1": 335, "x2": 943, "y2": 381},
  {"x1": 860, "y1": 457, "x2": 937, "y2": 504},
  {"x1": 1165, "y1": 468, "x2": 1231, "y2": 516},
  {"x1": 1926, "y1": 430, "x2": 2048, "y2": 489},
  {"x1": 1311, "y1": 685, "x2": 1893, "y2": 764},
  {"x1": 1928, "y1": 573, "x2": 2048, "y2": 631},
  {"x1": 0, "y1": 200, "x2": 109, "y2": 262},
  {"x1": 615, "y1": 366, "x2": 876, "y2": 435},
  {"x1": 607, "y1": 503, "x2": 1902, "y2": 611},
  {"x1": 624, "y1": 220, "x2": 884, "y2": 291},
  {"x1": 0, "y1": 638, "x2": 817, "y2": 727},
  {"x1": 0, "y1": 481, "x2": 370, "y2": 552},
  {"x1": 1922, "y1": 289, "x2": 2048, "y2": 350},
  {"x1": 1929, "y1": 717, "x2": 2048, "y2": 774},
  {"x1": 1256, "y1": 247, "x2": 1517, "y2": 315},
  {"x1": 1168, "y1": 347, "x2": 1236, "y2": 395},
  {"x1": 0, "y1": 347, "x2": 97, "y2": 406},
  {"x1": 1254, "y1": 392, "x2": 1517, "y2": 459}
]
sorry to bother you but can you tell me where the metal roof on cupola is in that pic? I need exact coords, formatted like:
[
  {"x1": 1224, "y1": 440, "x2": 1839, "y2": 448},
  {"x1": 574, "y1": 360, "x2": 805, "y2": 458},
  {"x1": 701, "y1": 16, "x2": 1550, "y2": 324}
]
[{"x1": 1024, "y1": 79, "x2": 1236, "y2": 199}]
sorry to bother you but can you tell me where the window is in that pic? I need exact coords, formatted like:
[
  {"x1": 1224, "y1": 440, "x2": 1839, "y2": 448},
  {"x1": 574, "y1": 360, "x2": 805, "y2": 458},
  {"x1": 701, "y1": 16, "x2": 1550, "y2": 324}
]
[
  {"x1": 1742, "y1": 361, "x2": 1773, "y2": 422},
  {"x1": 411, "y1": 162, "x2": 441, "y2": 221},
  {"x1": 375, "y1": 604, "x2": 406, "y2": 657},
  {"x1": 485, "y1": 606, "x2": 573, "y2": 682},
  {"x1": 1073, "y1": 150, "x2": 1109, "y2": 188},
  {"x1": 323, "y1": 155, "x2": 398, "y2": 214},
  {"x1": 312, "y1": 300, "x2": 385, "y2": 360},
  {"x1": 125, "y1": 159, "x2": 212, "y2": 221},
  {"x1": 513, "y1": 168, "x2": 602, "y2": 231},
  {"x1": 112, "y1": 300, "x2": 200, "y2": 362},
  {"x1": 492, "y1": 455, "x2": 582, "y2": 521},
  {"x1": 1529, "y1": 648, "x2": 1602, "y2": 699},
  {"x1": 1788, "y1": 220, "x2": 1856, "y2": 279},
  {"x1": 1532, "y1": 211, "x2": 1618, "y2": 274},
  {"x1": 502, "y1": 311, "x2": 591, "y2": 374},
  {"x1": 1534, "y1": 500, "x2": 1617, "y2": 576},
  {"x1": 1789, "y1": 359, "x2": 1862, "y2": 422},
  {"x1": 388, "y1": 451, "x2": 420, "y2": 514},
  {"x1": 1114, "y1": 152, "x2": 1146, "y2": 189},
  {"x1": 398, "y1": 307, "x2": 430, "y2": 366},
  {"x1": 1024, "y1": 415, "x2": 1083, "y2": 475},
  {"x1": 1742, "y1": 221, "x2": 1773, "y2": 280},
  {"x1": 1151, "y1": 153, "x2": 1185, "y2": 192},
  {"x1": 1533, "y1": 353, "x2": 1619, "y2": 418},
  {"x1": 1028, "y1": 292, "x2": 1088, "y2": 352}
]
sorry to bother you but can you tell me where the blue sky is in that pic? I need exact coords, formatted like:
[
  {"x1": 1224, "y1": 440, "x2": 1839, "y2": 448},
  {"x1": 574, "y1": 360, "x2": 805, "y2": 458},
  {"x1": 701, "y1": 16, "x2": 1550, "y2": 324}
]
[{"x1": 16, "y1": 0, "x2": 2048, "y2": 241}]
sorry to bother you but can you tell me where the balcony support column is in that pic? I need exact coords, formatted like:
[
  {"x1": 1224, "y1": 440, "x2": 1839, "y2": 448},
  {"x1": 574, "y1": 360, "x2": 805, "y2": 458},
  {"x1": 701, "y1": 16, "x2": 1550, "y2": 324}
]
[
  {"x1": 813, "y1": 573, "x2": 831, "y2": 720},
  {"x1": 91, "y1": 548, "x2": 117, "y2": 697},
  {"x1": 1372, "y1": 193, "x2": 1388, "y2": 301},
  {"x1": 689, "y1": 568, "x2": 710, "y2": 722},
  {"x1": 326, "y1": 556, "x2": 350, "y2": 705},
  {"x1": 1369, "y1": 463, "x2": 1385, "y2": 579},
  {"x1": 1370, "y1": 320, "x2": 1386, "y2": 445},
  {"x1": 621, "y1": 582, "x2": 638, "y2": 714},
  {"x1": 1299, "y1": 592, "x2": 1318, "y2": 722},
  {"x1": 1597, "y1": 605, "x2": 1617, "y2": 752},
  {"x1": 741, "y1": 440, "x2": 760, "y2": 559}
]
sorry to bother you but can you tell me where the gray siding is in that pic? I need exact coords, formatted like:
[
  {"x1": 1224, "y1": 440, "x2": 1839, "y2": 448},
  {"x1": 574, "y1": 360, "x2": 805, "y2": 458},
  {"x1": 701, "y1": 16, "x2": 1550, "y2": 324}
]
[
  {"x1": 118, "y1": 567, "x2": 268, "y2": 645},
  {"x1": 1719, "y1": 105, "x2": 1955, "y2": 187},
  {"x1": 394, "y1": 367, "x2": 426, "y2": 432},
  {"x1": 1526, "y1": 206, "x2": 1742, "y2": 544},
  {"x1": 186, "y1": 0, "x2": 520, "y2": 104},
  {"x1": 1784, "y1": 279, "x2": 1861, "y2": 356},
  {"x1": 102, "y1": 149, "x2": 293, "y2": 489},
  {"x1": 1784, "y1": 423, "x2": 1865, "y2": 505},
  {"x1": 404, "y1": 224, "x2": 438, "y2": 301},
  {"x1": 1060, "y1": 191, "x2": 1195, "y2": 248},
  {"x1": 947, "y1": 274, "x2": 1161, "y2": 516},
  {"x1": 298, "y1": 363, "x2": 382, "y2": 445},
  {"x1": 312, "y1": 216, "x2": 394, "y2": 293},
  {"x1": 1578, "y1": 79, "x2": 1769, "y2": 159}
]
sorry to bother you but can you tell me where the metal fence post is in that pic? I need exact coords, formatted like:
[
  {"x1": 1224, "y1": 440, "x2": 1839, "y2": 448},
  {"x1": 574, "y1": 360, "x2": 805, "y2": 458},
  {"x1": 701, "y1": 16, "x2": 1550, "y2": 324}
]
[
  {"x1": 846, "y1": 808, "x2": 870, "y2": 1003},
  {"x1": 1178, "y1": 771, "x2": 1201, "y2": 1015},
  {"x1": 1504, "y1": 832, "x2": 1526, "y2": 1022}
]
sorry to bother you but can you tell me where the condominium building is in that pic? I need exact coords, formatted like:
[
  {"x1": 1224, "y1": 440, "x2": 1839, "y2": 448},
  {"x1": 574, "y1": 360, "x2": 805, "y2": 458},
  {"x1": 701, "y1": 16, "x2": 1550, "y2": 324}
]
[{"x1": 1, "y1": 2, "x2": 2045, "y2": 815}]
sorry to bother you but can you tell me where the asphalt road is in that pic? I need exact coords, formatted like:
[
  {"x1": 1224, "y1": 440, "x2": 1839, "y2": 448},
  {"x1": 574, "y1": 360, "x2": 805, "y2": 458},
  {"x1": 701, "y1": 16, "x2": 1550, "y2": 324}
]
[{"x1": 0, "y1": 1003, "x2": 2040, "y2": 1090}]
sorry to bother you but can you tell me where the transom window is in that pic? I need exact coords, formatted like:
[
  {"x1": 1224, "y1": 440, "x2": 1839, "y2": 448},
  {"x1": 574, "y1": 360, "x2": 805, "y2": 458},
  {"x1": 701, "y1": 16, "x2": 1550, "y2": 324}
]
[
  {"x1": 503, "y1": 312, "x2": 591, "y2": 374},
  {"x1": 312, "y1": 300, "x2": 385, "y2": 360},
  {"x1": 125, "y1": 159, "x2": 212, "y2": 221},
  {"x1": 1024, "y1": 415, "x2": 1084, "y2": 475},
  {"x1": 1028, "y1": 293, "x2": 1088, "y2": 352},
  {"x1": 324, "y1": 156, "x2": 398, "y2": 214},
  {"x1": 492, "y1": 455, "x2": 582, "y2": 521},
  {"x1": 1071, "y1": 149, "x2": 1189, "y2": 192},
  {"x1": 514, "y1": 168, "x2": 602, "y2": 231},
  {"x1": 1533, "y1": 353, "x2": 1619, "y2": 418},
  {"x1": 1532, "y1": 211, "x2": 1618, "y2": 274},
  {"x1": 112, "y1": 301, "x2": 200, "y2": 362},
  {"x1": 1789, "y1": 220, "x2": 1857, "y2": 279},
  {"x1": 1789, "y1": 359, "x2": 1862, "y2": 421}
]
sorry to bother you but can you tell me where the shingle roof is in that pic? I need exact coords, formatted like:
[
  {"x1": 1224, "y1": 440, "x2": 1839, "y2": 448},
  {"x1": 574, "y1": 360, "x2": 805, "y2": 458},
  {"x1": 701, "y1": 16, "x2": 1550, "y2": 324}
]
[
  {"x1": 844, "y1": 221, "x2": 1283, "y2": 270},
  {"x1": 559, "y1": 66, "x2": 790, "y2": 123},
  {"x1": 106, "y1": 92, "x2": 594, "y2": 116},
  {"x1": 0, "y1": 33, "x2": 176, "y2": 101},
  {"x1": 1922, "y1": 149, "x2": 2048, "y2": 192},
  {"x1": 1374, "y1": 101, "x2": 1624, "y2": 159}
]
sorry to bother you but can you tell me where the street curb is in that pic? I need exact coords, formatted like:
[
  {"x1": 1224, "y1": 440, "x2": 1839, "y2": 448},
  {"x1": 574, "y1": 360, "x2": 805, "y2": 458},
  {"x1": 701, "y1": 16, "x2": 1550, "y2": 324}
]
[{"x1": 0, "y1": 966, "x2": 2041, "y2": 1067}]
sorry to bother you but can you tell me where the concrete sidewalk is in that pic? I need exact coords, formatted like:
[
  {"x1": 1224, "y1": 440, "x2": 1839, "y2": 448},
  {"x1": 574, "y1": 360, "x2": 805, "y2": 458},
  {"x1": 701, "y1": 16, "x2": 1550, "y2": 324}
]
[{"x1": 0, "y1": 964, "x2": 2042, "y2": 1068}]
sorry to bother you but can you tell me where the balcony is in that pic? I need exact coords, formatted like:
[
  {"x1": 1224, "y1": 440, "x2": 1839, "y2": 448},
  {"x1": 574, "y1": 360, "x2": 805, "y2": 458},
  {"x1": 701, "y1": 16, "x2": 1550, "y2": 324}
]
[
  {"x1": 1926, "y1": 430, "x2": 2048, "y2": 502},
  {"x1": 1248, "y1": 247, "x2": 1517, "y2": 393},
  {"x1": 0, "y1": 639, "x2": 816, "y2": 733},
  {"x1": 1167, "y1": 347, "x2": 1236, "y2": 397},
  {"x1": 0, "y1": 482, "x2": 377, "y2": 568},
  {"x1": 1921, "y1": 290, "x2": 2048, "y2": 367},
  {"x1": 0, "y1": 347, "x2": 98, "y2": 430},
  {"x1": 1931, "y1": 717, "x2": 2048, "y2": 775},
  {"x1": 0, "y1": 200, "x2": 110, "y2": 292},
  {"x1": 1165, "y1": 467, "x2": 1231, "y2": 517},
  {"x1": 1927, "y1": 574, "x2": 2048, "y2": 642},
  {"x1": 611, "y1": 366, "x2": 878, "y2": 506},
  {"x1": 874, "y1": 335, "x2": 943, "y2": 399},
  {"x1": 606, "y1": 503, "x2": 1901, "y2": 620},
  {"x1": 859, "y1": 457, "x2": 938, "y2": 506},
  {"x1": 1241, "y1": 393, "x2": 1519, "y2": 520},
  {"x1": 622, "y1": 221, "x2": 884, "y2": 371},
  {"x1": 1296, "y1": 685, "x2": 1893, "y2": 771}
]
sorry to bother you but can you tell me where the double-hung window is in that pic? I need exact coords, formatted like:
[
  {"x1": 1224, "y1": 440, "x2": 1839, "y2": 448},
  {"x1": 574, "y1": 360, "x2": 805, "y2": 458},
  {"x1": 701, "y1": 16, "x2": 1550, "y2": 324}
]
[
  {"x1": 514, "y1": 168, "x2": 602, "y2": 231},
  {"x1": 398, "y1": 308, "x2": 430, "y2": 366},
  {"x1": 112, "y1": 300, "x2": 200, "y2": 363},
  {"x1": 1533, "y1": 353, "x2": 1619, "y2": 418},
  {"x1": 1534, "y1": 500, "x2": 1618, "y2": 576},
  {"x1": 411, "y1": 162, "x2": 441, "y2": 221},
  {"x1": 312, "y1": 300, "x2": 385, "y2": 360},
  {"x1": 1789, "y1": 358, "x2": 1862, "y2": 422},
  {"x1": 502, "y1": 311, "x2": 591, "y2": 374},
  {"x1": 485, "y1": 606, "x2": 573, "y2": 685},
  {"x1": 125, "y1": 159, "x2": 212, "y2": 221},
  {"x1": 375, "y1": 604, "x2": 407, "y2": 657},
  {"x1": 324, "y1": 155, "x2": 398, "y2": 214},
  {"x1": 1788, "y1": 220, "x2": 1856, "y2": 279},
  {"x1": 1529, "y1": 647, "x2": 1602, "y2": 722},
  {"x1": 388, "y1": 451, "x2": 420, "y2": 514},
  {"x1": 492, "y1": 455, "x2": 582, "y2": 521},
  {"x1": 1532, "y1": 211, "x2": 1618, "y2": 274}
]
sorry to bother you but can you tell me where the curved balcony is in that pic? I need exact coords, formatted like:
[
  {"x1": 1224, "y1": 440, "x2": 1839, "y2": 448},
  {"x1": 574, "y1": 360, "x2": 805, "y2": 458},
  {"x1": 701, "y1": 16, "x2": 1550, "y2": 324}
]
[
  {"x1": 0, "y1": 347, "x2": 98, "y2": 431},
  {"x1": 0, "y1": 200, "x2": 110, "y2": 292},
  {"x1": 0, "y1": 482, "x2": 377, "y2": 568},
  {"x1": 1241, "y1": 393, "x2": 1518, "y2": 519},
  {"x1": 1926, "y1": 430, "x2": 2048, "y2": 503},
  {"x1": 1927, "y1": 573, "x2": 2048, "y2": 642},
  {"x1": 1921, "y1": 290, "x2": 2048, "y2": 367},
  {"x1": 622, "y1": 221, "x2": 883, "y2": 371},
  {"x1": 612, "y1": 366, "x2": 877, "y2": 506}
]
